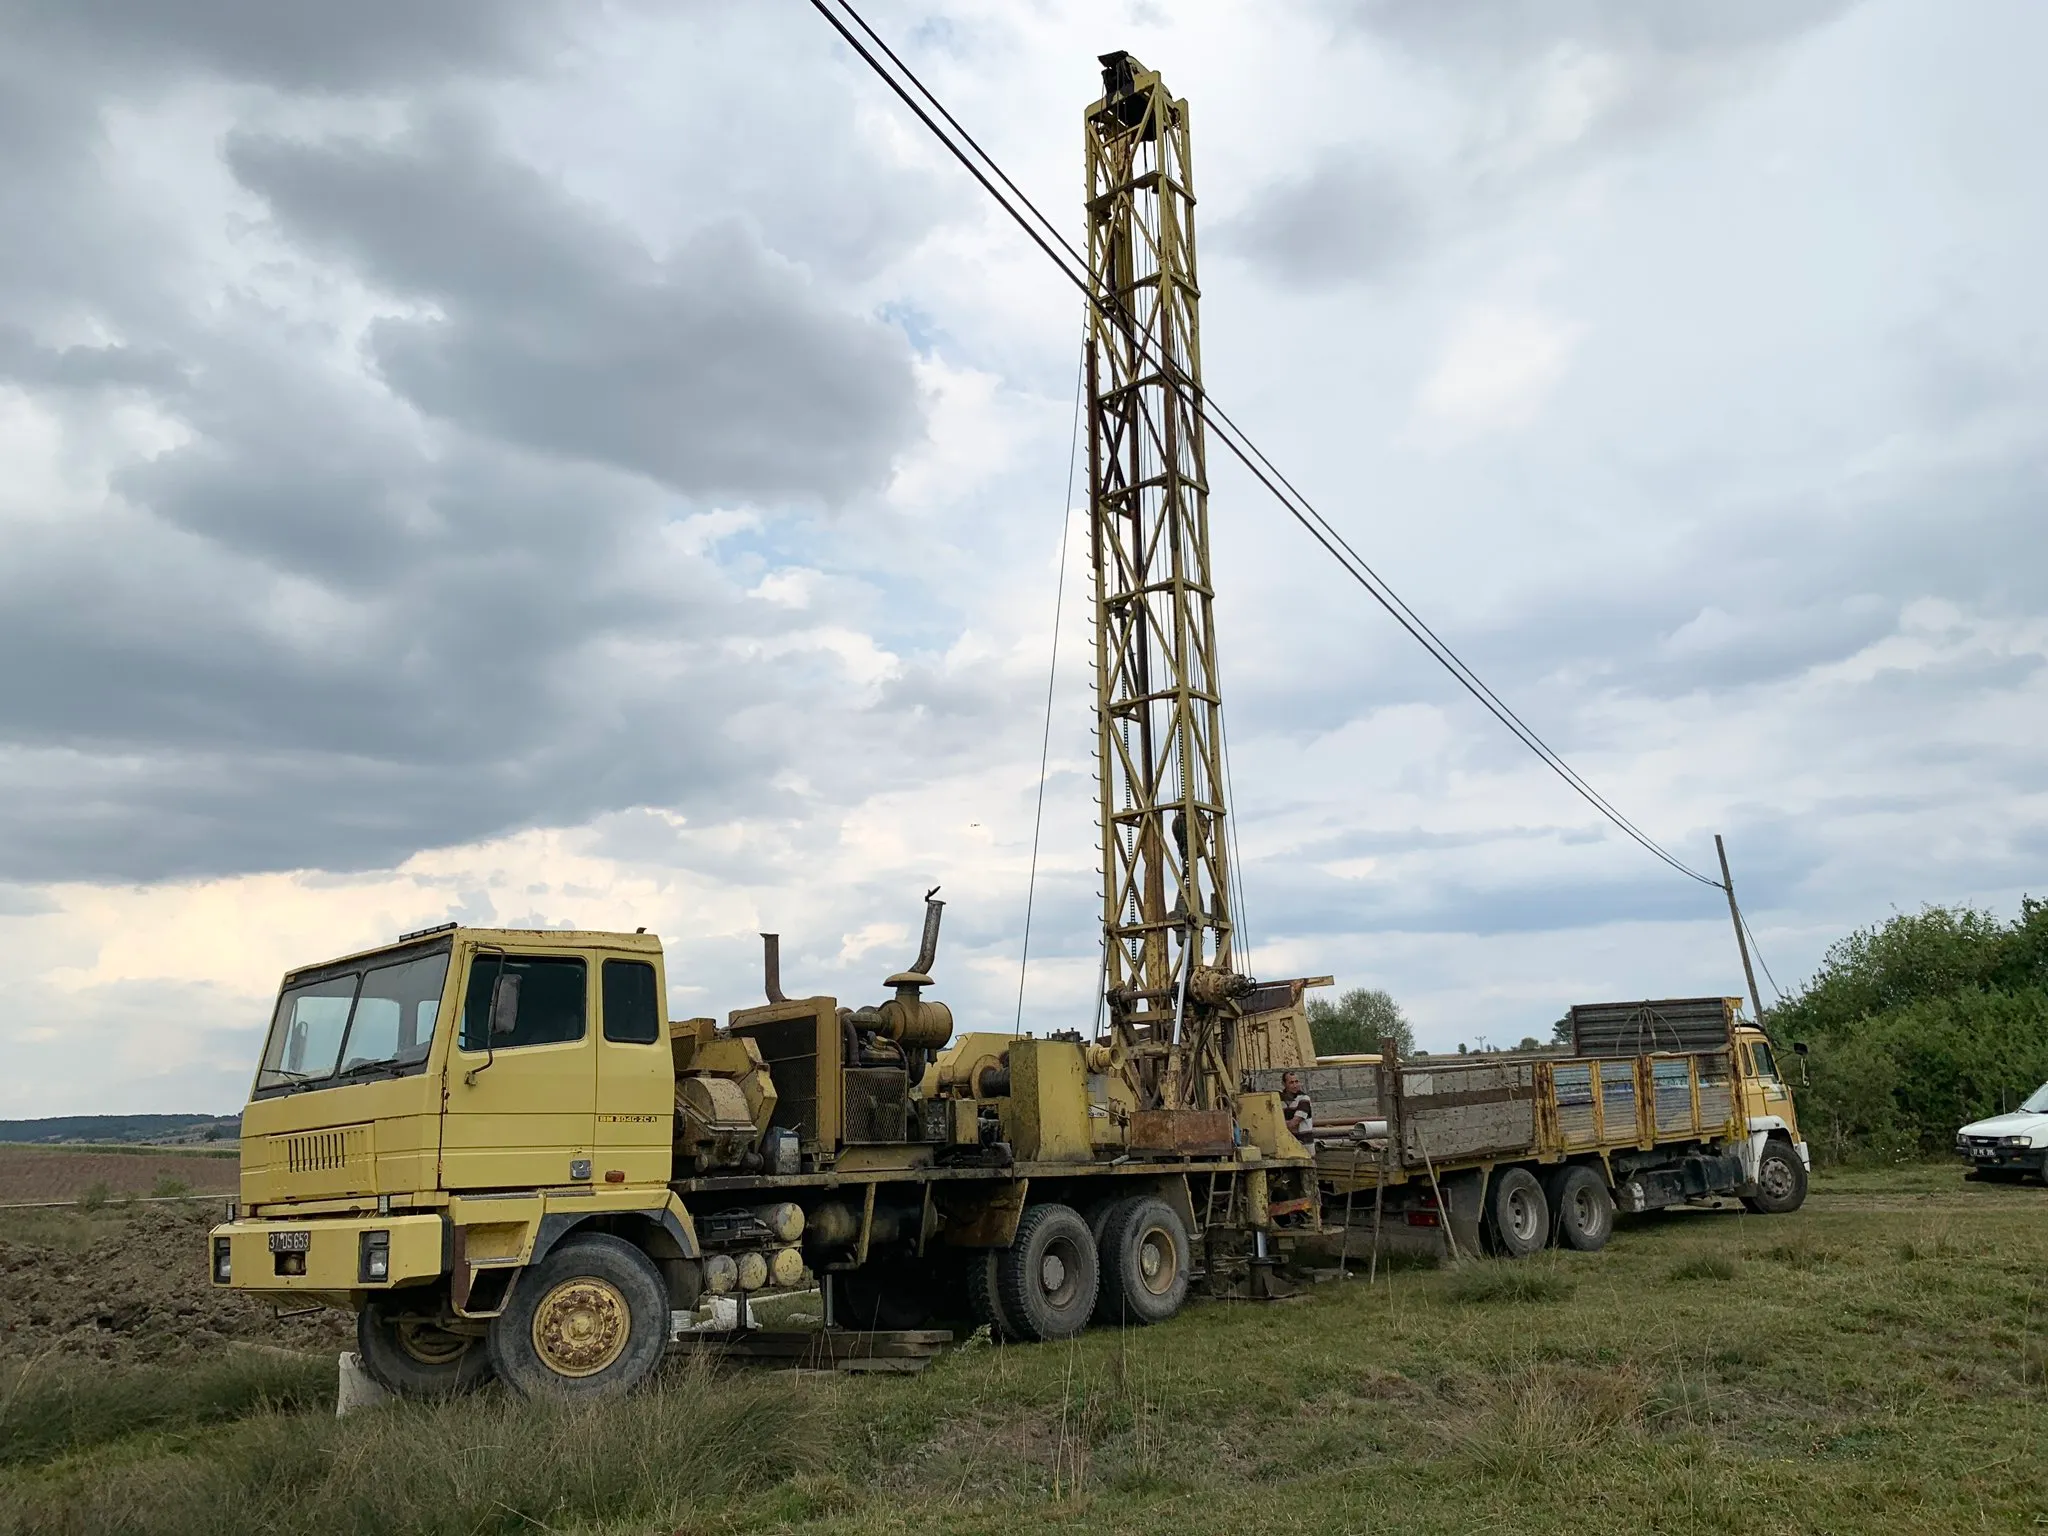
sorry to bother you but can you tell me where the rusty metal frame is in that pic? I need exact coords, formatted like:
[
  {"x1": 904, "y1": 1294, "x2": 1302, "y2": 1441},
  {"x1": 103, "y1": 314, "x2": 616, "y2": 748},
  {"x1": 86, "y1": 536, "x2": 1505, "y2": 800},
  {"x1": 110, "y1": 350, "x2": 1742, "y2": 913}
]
[{"x1": 1085, "y1": 52, "x2": 1237, "y2": 1112}]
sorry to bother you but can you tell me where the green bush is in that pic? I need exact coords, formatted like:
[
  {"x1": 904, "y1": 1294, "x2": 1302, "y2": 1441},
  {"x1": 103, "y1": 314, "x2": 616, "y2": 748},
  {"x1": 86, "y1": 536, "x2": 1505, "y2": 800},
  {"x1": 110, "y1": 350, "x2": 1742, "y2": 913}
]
[
  {"x1": 1771, "y1": 899, "x2": 2048, "y2": 1160},
  {"x1": 1308, "y1": 987, "x2": 1413, "y2": 1056}
]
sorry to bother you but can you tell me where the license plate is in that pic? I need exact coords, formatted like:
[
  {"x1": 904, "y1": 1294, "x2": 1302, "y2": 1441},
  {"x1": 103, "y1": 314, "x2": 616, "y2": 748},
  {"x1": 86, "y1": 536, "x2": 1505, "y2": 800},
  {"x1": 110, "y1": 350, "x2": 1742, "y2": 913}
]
[
  {"x1": 1971, "y1": 1148, "x2": 1995, "y2": 1160},
  {"x1": 268, "y1": 1229, "x2": 311, "y2": 1253}
]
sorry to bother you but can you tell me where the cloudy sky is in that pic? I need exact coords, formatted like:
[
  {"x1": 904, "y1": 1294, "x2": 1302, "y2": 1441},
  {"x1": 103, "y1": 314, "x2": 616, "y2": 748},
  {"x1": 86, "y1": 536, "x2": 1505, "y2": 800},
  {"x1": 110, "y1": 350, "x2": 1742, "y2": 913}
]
[{"x1": 2, "y1": 0, "x2": 2041, "y2": 1115}]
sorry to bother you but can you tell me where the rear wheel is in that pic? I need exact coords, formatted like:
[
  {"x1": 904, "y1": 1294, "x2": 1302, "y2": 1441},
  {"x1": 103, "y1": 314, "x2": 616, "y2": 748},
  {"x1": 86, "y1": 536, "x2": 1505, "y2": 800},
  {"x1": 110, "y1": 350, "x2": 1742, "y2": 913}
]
[
  {"x1": 488, "y1": 1234, "x2": 668, "y2": 1399},
  {"x1": 964, "y1": 1248, "x2": 1010, "y2": 1340},
  {"x1": 996, "y1": 1203, "x2": 1098, "y2": 1342},
  {"x1": 1742, "y1": 1139, "x2": 1808, "y2": 1214},
  {"x1": 1548, "y1": 1165, "x2": 1615, "y2": 1252},
  {"x1": 355, "y1": 1296, "x2": 493, "y2": 1399},
  {"x1": 1483, "y1": 1167, "x2": 1549, "y2": 1259},
  {"x1": 1094, "y1": 1196, "x2": 1191, "y2": 1326}
]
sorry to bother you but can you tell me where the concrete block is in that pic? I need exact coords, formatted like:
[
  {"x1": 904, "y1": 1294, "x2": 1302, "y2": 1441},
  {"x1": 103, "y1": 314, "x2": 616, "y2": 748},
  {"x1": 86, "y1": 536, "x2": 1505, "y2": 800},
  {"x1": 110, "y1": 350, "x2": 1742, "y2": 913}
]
[{"x1": 336, "y1": 1351, "x2": 390, "y2": 1416}]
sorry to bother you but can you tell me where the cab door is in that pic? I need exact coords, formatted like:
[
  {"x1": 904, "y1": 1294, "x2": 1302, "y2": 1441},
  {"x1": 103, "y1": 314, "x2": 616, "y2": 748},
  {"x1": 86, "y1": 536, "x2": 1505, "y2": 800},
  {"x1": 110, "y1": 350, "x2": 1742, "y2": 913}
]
[
  {"x1": 441, "y1": 947, "x2": 597, "y2": 1192},
  {"x1": 592, "y1": 952, "x2": 674, "y2": 1186},
  {"x1": 1740, "y1": 1035, "x2": 1798, "y2": 1136}
]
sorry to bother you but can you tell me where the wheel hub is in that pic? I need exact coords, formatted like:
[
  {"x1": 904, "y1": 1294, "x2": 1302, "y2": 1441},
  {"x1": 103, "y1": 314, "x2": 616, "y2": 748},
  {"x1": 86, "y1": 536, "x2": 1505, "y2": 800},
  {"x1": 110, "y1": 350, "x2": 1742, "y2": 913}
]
[
  {"x1": 1137, "y1": 1230, "x2": 1177, "y2": 1294},
  {"x1": 531, "y1": 1277, "x2": 630, "y2": 1378},
  {"x1": 1040, "y1": 1253, "x2": 1068, "y2": 1293},
  {"x1": 394, "y1": 1319, "x2": 471, "y2": 1367},
  {"x1": 1509, "y1": 1190, "x2": 1539, "y2": 1240}
]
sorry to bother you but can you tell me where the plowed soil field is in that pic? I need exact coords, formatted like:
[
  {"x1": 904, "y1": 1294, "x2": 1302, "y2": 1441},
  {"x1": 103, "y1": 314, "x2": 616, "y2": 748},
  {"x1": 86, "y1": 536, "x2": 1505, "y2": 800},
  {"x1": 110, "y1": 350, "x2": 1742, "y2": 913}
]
[
  {"x1": 0, "y1": 1144, "x2": 239, "y2": 1204},
  {"x1": 0, "y1": 1202, "x2": 350, "y2": 1361}
]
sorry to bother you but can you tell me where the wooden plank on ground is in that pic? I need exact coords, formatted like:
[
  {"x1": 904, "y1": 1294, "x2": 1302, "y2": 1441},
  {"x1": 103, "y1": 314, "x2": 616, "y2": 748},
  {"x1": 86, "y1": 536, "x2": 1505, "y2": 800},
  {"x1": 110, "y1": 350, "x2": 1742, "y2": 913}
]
[{"x1": 675, "y1": 1328, "x2": 954, "y2": 1373}]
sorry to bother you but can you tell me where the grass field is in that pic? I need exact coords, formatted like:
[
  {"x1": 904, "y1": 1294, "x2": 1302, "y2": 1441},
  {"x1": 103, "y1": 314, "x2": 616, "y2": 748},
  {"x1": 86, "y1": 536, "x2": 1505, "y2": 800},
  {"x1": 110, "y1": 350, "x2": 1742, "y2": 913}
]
[
  {"x1": 0, "y1": 1143, "x2": 239, "y2": 1205},
  {"x1": 2, "y1": 1164, "x2": 2043, "y2": 1535}
]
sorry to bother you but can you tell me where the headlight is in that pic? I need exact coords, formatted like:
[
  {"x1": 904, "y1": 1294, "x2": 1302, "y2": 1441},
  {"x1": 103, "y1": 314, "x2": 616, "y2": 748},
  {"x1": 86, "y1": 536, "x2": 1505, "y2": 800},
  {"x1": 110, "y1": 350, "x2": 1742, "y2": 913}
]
[
  {"x1": 2000, "y1": 1134, "x2": 2034, "y2": 1148},
  {"x1": 359, "y1": 1229, "x2": 391, "y2": 1283},
  {"x1": 213, "y1": 1237, "x2": 232, "y2": 1284}
]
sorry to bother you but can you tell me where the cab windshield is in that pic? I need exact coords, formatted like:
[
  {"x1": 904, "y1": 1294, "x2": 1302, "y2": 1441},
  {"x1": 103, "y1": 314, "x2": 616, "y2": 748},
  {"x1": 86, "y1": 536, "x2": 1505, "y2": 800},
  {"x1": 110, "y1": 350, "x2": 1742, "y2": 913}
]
[
  {"x1": 2021, "y1": 1082, "x2": 2048, "y2": 1114},
  {"x1": 255, "y1": 942, "x2": 452, "y2": 1096}
]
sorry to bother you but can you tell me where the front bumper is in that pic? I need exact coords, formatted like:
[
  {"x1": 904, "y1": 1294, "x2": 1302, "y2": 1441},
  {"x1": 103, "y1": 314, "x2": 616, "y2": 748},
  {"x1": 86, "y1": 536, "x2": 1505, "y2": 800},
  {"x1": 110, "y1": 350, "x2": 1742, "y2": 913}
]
[
  {"x1": 209, "y1": 1212, "x2": 445, "y2": 1292},
  {"x1": 1957, "y1": 1143, "x2": 2048, "y2": 1175}
]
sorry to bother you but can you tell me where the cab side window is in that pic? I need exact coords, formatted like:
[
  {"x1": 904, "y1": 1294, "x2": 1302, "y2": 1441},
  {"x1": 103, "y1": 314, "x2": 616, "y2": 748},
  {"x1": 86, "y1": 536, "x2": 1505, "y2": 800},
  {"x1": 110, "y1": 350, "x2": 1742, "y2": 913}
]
[
  {"x1": 1749, "y1": 1041, "x2": 1780, "y2": 1083},
  {"x1": 602, "y1": 959, "x2": 661, "y2": 1044},
  {"x1": 461, "y1": 955, "x2": 587, "y2": 1050}
]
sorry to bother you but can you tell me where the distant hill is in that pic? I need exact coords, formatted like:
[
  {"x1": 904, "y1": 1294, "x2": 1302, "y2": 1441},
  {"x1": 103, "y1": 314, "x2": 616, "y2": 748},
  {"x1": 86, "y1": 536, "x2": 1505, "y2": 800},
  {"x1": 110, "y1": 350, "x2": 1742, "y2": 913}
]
[{"x1": 0, "y1": 1114, "x2": 241, "y2": 1145}]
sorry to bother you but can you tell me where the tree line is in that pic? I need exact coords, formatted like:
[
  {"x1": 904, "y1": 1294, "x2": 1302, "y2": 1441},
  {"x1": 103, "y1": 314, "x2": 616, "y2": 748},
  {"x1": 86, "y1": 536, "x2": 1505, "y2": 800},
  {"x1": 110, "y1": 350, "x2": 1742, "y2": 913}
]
[{"x1": 1766, "y1": 897, "x2": 2048, "y2": 1162}]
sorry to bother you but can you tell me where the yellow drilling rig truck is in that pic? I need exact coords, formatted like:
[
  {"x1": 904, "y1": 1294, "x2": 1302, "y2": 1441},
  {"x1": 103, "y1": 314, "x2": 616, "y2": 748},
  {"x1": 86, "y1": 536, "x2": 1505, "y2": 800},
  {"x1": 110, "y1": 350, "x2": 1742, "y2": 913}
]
[
  {"x1": 211, "y1": 903, "x2": 1323, "y2": 1398},
  {"x1": 209, "y1": 52, "x2": 1807, "y2": 1398}
]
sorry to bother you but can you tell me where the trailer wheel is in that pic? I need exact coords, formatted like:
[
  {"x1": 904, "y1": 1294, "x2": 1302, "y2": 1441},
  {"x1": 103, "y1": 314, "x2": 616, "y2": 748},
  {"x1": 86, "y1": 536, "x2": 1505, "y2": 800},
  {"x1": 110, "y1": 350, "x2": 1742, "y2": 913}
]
[
  {"x1": 996, "y1": 1203, "x2": 1099, "y2": 1342},
  {"x1": 356, "y1": 1298, "x2": 493, "y2": 1399},
  {"x1": 1548, "y1": 1165, "x2": 1615, "y2": 1252},
  {"x1": 487, "y1": 1234, "x2": 668, "y2": 1399},
  {"x1": 1482, "y1": 1167, "x2": 1549, "y2": 1259},
  {"x1": 1741, "y1": 1139, "x2": 1808, "y2": 1215},
  {"x1": 1094, "y1": 1197, "x2": 1191, "y2": 1326}
]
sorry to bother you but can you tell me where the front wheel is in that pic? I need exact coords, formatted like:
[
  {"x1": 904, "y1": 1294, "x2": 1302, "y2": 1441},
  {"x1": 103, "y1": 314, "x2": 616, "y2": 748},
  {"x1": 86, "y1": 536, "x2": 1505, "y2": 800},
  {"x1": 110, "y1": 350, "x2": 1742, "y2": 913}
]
[
  {"x1": 355, "y1": 1296, "x2": 493, "y2": 1399},
  {"x1": 488, "y1": 1234, "x2": 669, "y2": 1399},
  {"x1": 1741, "y1": 1139, "x2": 1809, "y2": 1214}
]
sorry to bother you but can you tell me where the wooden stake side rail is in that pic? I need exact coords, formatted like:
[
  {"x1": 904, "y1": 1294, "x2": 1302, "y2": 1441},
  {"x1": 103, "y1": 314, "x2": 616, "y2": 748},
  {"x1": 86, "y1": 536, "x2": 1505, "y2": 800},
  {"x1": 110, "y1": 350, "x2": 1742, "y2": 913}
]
[{"x1": 1248, "y1": 1047, "x2": 1745, "y2": 1194}]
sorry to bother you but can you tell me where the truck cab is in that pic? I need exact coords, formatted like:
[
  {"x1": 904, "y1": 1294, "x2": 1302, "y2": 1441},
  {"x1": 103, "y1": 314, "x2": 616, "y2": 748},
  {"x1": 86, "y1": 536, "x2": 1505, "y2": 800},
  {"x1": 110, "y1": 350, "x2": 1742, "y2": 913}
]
[
  {"x1": 213, "y1": 924, "x2": 687, "y2": 1398},
  {"x1": 1731, "y1": 1024, "x2": 1808, "y2": 1210},
  {"x1": 230, "y1": 924, "x2": 672, "y2": 1214}
]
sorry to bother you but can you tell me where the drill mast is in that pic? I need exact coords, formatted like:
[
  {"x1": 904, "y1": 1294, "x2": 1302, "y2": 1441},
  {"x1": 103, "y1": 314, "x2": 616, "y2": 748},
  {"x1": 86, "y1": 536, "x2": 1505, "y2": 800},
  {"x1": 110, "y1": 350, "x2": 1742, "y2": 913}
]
[{"x1": 1085, "y1": 52, "x2": 1243, "y2": 1112}]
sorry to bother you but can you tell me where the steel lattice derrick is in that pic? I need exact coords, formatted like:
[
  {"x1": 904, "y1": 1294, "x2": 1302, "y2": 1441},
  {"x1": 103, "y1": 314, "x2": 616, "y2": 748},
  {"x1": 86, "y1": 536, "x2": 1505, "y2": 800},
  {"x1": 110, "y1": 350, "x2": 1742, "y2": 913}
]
[{"x1": 1085, "y1": 51, "x2": 1240, "y2": 1112}]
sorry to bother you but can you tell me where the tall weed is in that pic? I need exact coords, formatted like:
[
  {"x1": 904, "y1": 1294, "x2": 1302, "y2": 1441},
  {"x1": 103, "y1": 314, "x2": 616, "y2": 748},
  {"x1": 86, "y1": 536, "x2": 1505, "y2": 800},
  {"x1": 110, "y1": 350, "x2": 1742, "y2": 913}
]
[{"x1": 0, "y1": 1358, "x2": 819, "y2": 1536}]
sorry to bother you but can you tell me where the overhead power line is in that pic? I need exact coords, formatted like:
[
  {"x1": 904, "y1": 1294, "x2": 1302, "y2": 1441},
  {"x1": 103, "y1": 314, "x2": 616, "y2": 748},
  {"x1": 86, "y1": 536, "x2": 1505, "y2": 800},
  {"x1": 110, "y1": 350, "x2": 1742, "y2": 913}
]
[{"x1": 806, "y1": 0, "x2": 1724, "y2": 891}]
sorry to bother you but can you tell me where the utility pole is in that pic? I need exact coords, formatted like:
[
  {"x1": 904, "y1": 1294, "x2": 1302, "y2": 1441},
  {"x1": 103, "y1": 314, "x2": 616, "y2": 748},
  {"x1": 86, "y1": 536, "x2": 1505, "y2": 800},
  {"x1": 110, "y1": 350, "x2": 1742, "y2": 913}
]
[
  {"x1": 1715, "y1": 834, "x2": 1767, "y2": 1029},
  {"x1": 1085, "y1": 51, "x2": 1243, "y2": 1112}
]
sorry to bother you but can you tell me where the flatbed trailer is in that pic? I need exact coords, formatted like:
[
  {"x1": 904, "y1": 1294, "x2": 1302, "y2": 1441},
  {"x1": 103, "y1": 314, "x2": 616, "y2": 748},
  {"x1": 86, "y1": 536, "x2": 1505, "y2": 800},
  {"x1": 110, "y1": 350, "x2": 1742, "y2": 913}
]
[{"x1": 1252, "y1": 997, "x2": 1810, "y2": 1260}]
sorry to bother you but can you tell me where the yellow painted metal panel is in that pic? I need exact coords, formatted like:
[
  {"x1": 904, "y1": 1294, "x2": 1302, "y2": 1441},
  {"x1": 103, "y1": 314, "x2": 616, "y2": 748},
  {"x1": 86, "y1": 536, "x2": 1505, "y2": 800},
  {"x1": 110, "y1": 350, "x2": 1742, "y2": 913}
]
[
  {"x1": 213, "y1": 1212, "x2": 442, "y2": 1292},
  {"x1": 1007, "y1": 1038, "x2": 1092, "y2": 1161},
  {"x1": 441, "y1": 942, "x2": 597, "y2": 1192}
]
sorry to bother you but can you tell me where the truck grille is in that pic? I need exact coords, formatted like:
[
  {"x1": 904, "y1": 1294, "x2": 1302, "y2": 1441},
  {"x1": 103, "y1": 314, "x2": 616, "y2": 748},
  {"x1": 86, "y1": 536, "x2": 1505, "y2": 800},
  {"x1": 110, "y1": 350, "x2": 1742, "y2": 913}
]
[{"x1": 282, "y1": 1126, "x2": 368, "y2": 1174}]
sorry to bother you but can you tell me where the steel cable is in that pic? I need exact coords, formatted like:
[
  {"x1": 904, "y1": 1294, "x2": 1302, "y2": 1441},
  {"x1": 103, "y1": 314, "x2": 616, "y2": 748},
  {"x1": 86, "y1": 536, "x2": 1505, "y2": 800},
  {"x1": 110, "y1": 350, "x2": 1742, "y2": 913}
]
[{"x1": 807, "y1": 0, "x2": 1723, "y2": 891}]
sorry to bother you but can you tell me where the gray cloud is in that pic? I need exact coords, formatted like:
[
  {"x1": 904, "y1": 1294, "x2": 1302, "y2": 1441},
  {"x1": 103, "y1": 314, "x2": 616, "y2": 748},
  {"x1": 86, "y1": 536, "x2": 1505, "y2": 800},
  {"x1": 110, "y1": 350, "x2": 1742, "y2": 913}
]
[
  {"x1": 1336, "y1": 0, "x2": 1858, "y2": 82},
  {"x1": 4, "y1": 0, "x2": 573, "y2": 91},
  {"x1": 1212, "y1": 154, "x2": 1424, "y2": 291},
  {"x1": 226, "y1": 116, "x2": 921, "y2": 504},
  {"x1": 0, "y1": 324, "x2": 186, "y2": 392},
  {"x1": 0, "y1": 7, "x2": 935, "y2": 883},
  {"x1": 1223, "y1": 0, "x2": 1862, "y2": 292}
]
